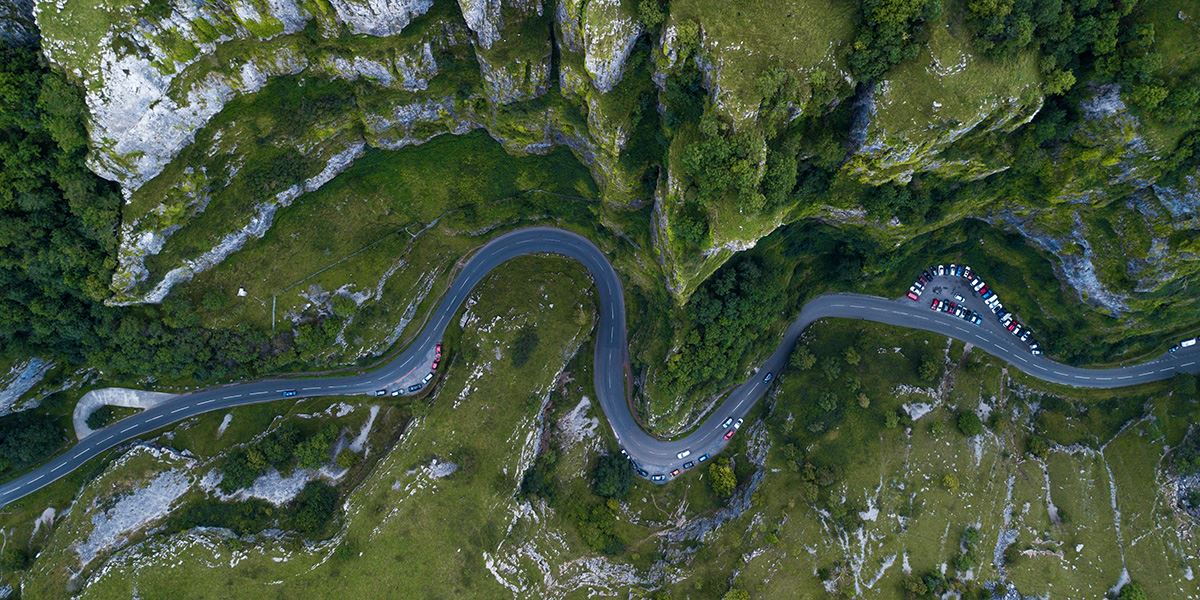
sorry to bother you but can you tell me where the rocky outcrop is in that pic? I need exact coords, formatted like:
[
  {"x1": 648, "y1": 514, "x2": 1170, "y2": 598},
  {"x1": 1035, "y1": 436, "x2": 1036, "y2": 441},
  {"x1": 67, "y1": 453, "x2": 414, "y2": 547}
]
[
  {"x1": 0, "y1": 0, "x2": 36, "y2": 44},
  {"x1": 457, "y1": 0, "x2": 505, "y2": 48},
  {"x1": 559, "y1": 0, "x2": 643, "y2": 93},
  {"x1": 33, "y1": 0, "x2": 436, "y2": 192},
  {"x1": 328, "y1": 0, "x2": 433, "y2": 36}
]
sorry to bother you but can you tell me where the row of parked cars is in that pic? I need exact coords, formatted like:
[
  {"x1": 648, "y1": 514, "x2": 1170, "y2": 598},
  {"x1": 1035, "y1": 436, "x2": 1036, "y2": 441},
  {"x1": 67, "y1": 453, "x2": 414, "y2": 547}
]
[
  {"x1": 643, "y1": 416, "x2": 745, "y2": 482},
  {"x1": 911, "y1": 264, "x2": 1042, "y2": 355},
  {"x1": 930, "y1": 298, "x2": 983, "y2": 325},
  {"x1": 1170, "y1": 338, "x2": 1198, "y2": 353},
  {"x1": 375, "y1": 343, "x2": 443, "y2": 396}
]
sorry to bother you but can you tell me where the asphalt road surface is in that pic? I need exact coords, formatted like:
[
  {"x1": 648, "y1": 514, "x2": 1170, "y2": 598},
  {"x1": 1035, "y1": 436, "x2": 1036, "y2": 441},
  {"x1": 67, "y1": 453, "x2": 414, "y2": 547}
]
[{"x1": 2, "y1": 227, "x2": 1198, "y2": 507}]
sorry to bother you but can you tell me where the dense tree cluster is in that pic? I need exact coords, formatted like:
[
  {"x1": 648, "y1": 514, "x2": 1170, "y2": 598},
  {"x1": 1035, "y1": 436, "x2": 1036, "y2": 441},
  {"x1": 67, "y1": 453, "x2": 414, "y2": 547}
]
[
  {"x1": 848, "y1": 0, "x2": 943, "y2": 82},
  {"x1": 591, "y1": 453, "x2": 633, "y2": 499},
  {"x1": 662, "y1": 257, "x2": 785, "y2": 399},
  {"x1": 219, "y1": 422, "x2": 337, "y2": 493},
  {"x1": 0, "y1": 411, "x2": 64, "y2": 475}
]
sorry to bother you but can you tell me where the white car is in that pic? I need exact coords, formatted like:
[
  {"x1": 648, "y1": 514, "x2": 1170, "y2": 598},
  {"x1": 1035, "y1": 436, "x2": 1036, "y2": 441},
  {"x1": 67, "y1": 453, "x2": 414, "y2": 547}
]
[
  {"x1": 954, "y1": 294, "x2": 965, "y2": 303},
  {"x1": 676, "y1": 449, "x2": 692, "y2": 460}
]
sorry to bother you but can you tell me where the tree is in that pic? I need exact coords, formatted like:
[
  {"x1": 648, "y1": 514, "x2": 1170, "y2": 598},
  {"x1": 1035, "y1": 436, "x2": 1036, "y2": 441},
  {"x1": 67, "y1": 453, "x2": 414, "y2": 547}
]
[
  {"x1": 857, "y1": 393, "x2": 871, "y2": 409},
  {"x1": 295, "y1": 426, "x2": 337, "y2": 469},
  {"x1": 957, "y1": 411, "x2": 985, "y2": 437},
  {"x1": 636, "y1": 0, "x2": 664, "y2": 29},
  {"x1": 790, "y1": 345, "x2": 816, "y2": 370},
  {"x1": 520, "y1": 451, "x2": 559, "y2": 501},
  {"x1": 591, "y1": 453, "x2": 633, "y2": 499},
  {"x1": 288, "y1": 481, "x2": 338, "y2": 535},
  {"x1": 1118, "y1": 581, "x2": 1148, "y2": 600},
  {"x1": 722, "y1": 589, "x2": 750, "y2": 600},
  {"x1": 511, "y1": 325, "x2": 539, "y2": 368},
  {"x1": 708, "y1": 459, "x2": 737, "y2": 498},
  {"x1": 844, "y1": 347, "x2": 861, "y2": 366}
]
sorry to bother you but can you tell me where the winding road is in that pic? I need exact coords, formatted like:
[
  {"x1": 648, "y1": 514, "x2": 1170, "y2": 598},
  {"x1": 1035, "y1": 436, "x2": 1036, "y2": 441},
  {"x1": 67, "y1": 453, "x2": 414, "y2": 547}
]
[{"x1": 1, "y1": 227, "x2": 1197, "y2": 507}]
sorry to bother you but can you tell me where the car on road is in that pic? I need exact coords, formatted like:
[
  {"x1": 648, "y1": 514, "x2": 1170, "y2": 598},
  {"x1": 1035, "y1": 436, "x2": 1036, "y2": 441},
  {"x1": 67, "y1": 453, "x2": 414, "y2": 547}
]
[
  {"x1": 282, "y1": 390, "x2": 297, "y2": 397},
  {"x1": 698, "y1": 453, "x2": 710, "y2": 463},
  {"x1": 423, "y1": 372, "x2": 434, "y2": 383},
  {"x1": 722, "y1": 417, "x2": 734, "y2": 428},
  {"x1": 676, "y1": 449, "x2": 692, "y2": 460},
  {"x1": 652, "y1": 474, "x2": 666, "y2": 482},
  {"x1": 374, "y1": 389, "x2": 388, "y2": 397},
  {"x1": 724, "y1": 429, "x2": 736, "y2": 440},
  {"x1": 683, "y1": 460, "x2": 695, "y2": 469},
  {"x1": 670, "y1": 469, "x2": 681, "y2": 477},
  {"x1": 762, "y1": 372, "x2": 774, "y2": 384},
  {"x1": 407, "y1": 384, "x2": 423, "y2": 392}
]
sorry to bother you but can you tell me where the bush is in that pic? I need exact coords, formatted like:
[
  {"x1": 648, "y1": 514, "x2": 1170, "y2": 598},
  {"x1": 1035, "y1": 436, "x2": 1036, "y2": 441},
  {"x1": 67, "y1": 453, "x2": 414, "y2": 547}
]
[
  {"x1": 956, "y1": 411, "x2": 984, "y2": 437},
  {"x1": 848, "y1": 0, "x2": 943, "y2": 81},
  {"x1": 919, "y1": 358, "x2": 941, "y2": 383},
  {"x1": 519, "y1": 451, "x2": 558, "y2": 501},
  {"x1": 168, "y1": 498, "x2": 275, "y2": 536},
  {"x1": 511, "y1": 325, "x2": 539, "y2": 368}
]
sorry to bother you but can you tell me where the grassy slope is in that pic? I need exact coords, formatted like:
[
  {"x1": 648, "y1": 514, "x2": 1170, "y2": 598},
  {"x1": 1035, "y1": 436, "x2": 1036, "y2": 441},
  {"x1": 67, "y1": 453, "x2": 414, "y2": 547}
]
[{"x1": 72, "y1": 257, "x2": 601, "y2": 598}]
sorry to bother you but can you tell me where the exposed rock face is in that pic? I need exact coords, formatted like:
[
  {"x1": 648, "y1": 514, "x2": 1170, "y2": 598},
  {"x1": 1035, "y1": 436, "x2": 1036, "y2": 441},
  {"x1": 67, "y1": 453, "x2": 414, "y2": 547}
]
[
  {"x1": 328, "y1": 0, "x2": 433, "y2": 36},
  {"x1": 457, "y1": 0, "x2": 505, "y2": 48},
  {"x1": 569, "y1": 0, "x2": 643, "y2": 93},
  {"x1": 32, "y1": 0, "x2": 438, "y2": 192},
  {"x1": 0, "y1": 0, "x2": 36, "y2": 44}
]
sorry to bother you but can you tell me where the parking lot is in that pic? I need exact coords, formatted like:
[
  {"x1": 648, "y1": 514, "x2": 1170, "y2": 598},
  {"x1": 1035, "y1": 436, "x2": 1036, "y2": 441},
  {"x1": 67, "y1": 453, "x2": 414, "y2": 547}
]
[{"x1": 906, "y1": 264, "x2": 1041, "y2": 356}]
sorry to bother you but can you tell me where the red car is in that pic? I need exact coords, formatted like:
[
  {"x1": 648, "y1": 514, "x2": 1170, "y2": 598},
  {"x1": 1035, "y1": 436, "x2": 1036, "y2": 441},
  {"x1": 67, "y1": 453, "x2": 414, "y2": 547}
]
[
  {"x1": 435, "y1": 343, "x2": 443, "y2": 356},
  {"x1": 670, "y1": 469, "x2": 681, "y2": 477},
  {"x1": 431, "y1": 360, "x2": 439, "y2": 370},
  {"x1": 907, "y1": 291, "x2": 919, "y2": 301},
  {"x1": 724, "y1": 429, "x2": 736, "y2": 441},
  {"x1": 1007, "y1": 322, "x2": 1017, "y2": 332},
  {"x1": 930, "y1": 298, "x2": 941, "y2": 310}
]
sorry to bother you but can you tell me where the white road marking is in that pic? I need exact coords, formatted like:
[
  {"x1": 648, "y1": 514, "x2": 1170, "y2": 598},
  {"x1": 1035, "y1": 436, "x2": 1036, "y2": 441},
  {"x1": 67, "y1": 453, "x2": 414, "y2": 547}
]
[
  {"x1": 222, "y1": 395, "x2": 239, "y2": 400},
  {"x1": 1183, "y1": 362, "x2": 1196, "y2": 367},
  {"x1": 147, "y1": 415, "x2": 162, "y2": 422},
  {"x1": 30, "y1": 475, "x2": 43, "y2": 483},
  {"x1": 199, "y1": 399, "x2": 216, "y2": 405},
  {"x1": 171, "y1": 407, "x2": 187, "y2": 414},
  {"x1": 302, "y1": 386, "x2": 321, "y2": 391},
  {"x1": 121, "y1": 425, "x2": 138, "y2": 433},
  {"x1": 249, "y1": 391, "x2": 268, "y2": 396}
]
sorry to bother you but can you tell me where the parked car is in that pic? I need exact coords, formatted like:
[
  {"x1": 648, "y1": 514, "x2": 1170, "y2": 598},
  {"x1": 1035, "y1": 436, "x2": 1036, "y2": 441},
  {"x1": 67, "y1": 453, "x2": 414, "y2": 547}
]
[
  {"x1": 972, "y1": 315, "x2": 983, "y2": 326},
  {"x1": 683, "y1": 461, "x2": 695, "y2": 469},
  {"x1": 963, "y1": 266, "x2": 973, "y2": 279},
  {"x1": 435, "y1": 343, "x2": 443, "y2": 355},
  {"x1": 652, "y1": 474, "x2": 666, "y2": 482},
  {"x1": 722, "y1": 417, "x2": 734, "y2": 428},
  {"x1": 1012, "y1": 324, "x2": 1023, "y2": 336},
  {"x1": 1170, "y1": 338, "x2": 1198, "y2": 352},
  {"x1": 1006, "y1": 321, "x2": 1017, "y2": 332},
  {"x1": 391, "y1": 389, "x2": 402, "y2": 397},
  {"x1": 917, "y1": 275, "x2": 928, "y2": 285},
  {"x1": 407, "y1": 384, "x2": 423, "y2": 392},
  {"x1": 954, "y1": 293, "x2": 965, "y2": 303},
  {"x1": 676, "y1": 449, "x2": 692, "y2": 460},
  {"x1": 907, "y1": 290, "x2": 920, "y2": 301},
  {"x1": 1019, "y1": 330, "x2": 1031, "y2": 342},
  {"x1": 374, "y1": 389, "x2": 388, "y2": 397},
  {"x1": 937, "y1": 264, "x2": 946, "y2": 276},
  {"x1": 637, "y1": 468, "x2": 649, "y2": 477},
  {"x1": 423, "y1": 372, "x2": 434, "y2": 383},
  {"x1": 973, "y1": 280, "x2": 986, "y2": 292},
  {"x1": 931, "y1": 298, "x2": 941, "y2": 310},
  {"x1": 698, "y1": 453, "x2": 710, "y2": 463},
  {"x1": 955, "y1": 265, "x2": 965, "y2": 277},
  {"x1": 954, "y1": 307, "x2": 965, "y2": 318},
  {"x1": 431, "y1": 360, "x2": 439, "y2": 370},
  {"x1": 734, "y1": 418, "x2": 744, "y2": 429},
  {"x1": 724, "y1": 429, "x2": 736, "y2": 440},
  {"x1": 670, "y1": 469, "x2": 681, "y2": 477},
  {"x1": 949, "y1": 263, "x2": 957, "y2": 276}
]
